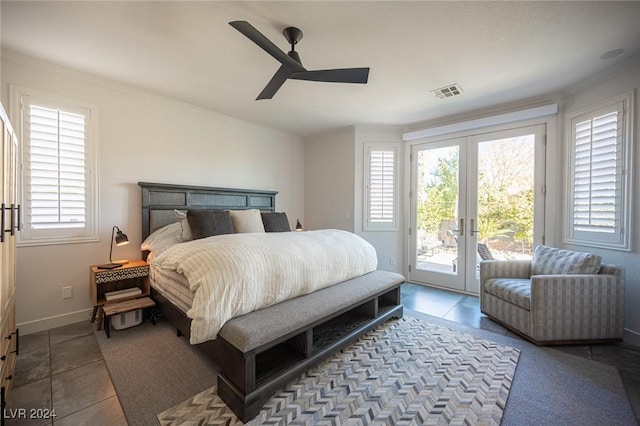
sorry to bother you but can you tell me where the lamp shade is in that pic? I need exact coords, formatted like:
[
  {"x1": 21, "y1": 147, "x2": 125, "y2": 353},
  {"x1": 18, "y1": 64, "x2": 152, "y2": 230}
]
[{"x1": 114, "y1": 229, "x2": 129, "y2": 246}]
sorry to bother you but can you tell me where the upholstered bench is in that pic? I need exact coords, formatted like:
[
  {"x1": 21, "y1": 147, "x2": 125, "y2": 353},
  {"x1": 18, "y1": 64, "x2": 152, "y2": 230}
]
[
  {"x1": 480, "y1": 245, "x2": 625, "y2": 345},
  {"x1": 210, "y1": 270, "x2": 404, "y2": 422}
]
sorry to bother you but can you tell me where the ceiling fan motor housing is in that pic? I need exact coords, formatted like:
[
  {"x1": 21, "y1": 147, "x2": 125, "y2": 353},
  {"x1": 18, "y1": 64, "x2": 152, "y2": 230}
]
[
  {"x1": 283, "y1": 27, "x2": 303, "y2": 45},
  {"x1": 284, "y1": 27, "x2": 303, "y2": 65}
]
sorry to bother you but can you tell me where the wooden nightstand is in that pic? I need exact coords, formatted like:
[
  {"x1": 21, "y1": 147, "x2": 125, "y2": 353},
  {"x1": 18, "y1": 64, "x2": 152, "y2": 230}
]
[{"x1": 90, "y1": 260, "x2": 150, "y2": 331}]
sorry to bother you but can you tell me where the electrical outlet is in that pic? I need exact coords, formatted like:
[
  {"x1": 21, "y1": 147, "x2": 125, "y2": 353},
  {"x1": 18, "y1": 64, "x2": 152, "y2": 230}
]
[
  {"x1": 389, "y1": 257, "x2": 396, "y2": 266},
  {"x1": 62, "y1": 286, "x2": 73, "y2": 299}
]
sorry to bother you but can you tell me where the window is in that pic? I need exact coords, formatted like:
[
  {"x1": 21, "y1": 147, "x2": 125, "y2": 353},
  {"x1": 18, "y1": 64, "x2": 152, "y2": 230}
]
[
  {"x1": 564, "y1": 91, "x2": 633, "y2": 251},
  {"x1": 364, "y1": 144, "x2": 398, "y2": 231},
  {"x1": 13, "y1": 86, "x2": 99, "y2": 246}
]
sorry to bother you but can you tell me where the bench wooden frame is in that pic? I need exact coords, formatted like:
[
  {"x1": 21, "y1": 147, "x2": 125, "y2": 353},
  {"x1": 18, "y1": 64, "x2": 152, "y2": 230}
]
[
  {"x1": 152, "y1": 280, "x2": 403, "y2": 421},
  {"x1": 139, "y1": 182, "x2": 404, "y2": 421}
]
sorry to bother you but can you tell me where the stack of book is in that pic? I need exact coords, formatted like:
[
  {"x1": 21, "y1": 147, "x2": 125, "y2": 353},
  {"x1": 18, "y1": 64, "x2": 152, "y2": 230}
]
[{"x1": 104, "y1": 287, "x2": 142, "y2": 301}]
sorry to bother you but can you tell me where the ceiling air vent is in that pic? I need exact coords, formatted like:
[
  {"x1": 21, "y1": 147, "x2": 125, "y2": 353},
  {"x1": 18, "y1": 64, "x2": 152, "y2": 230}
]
[{"x1": 431, "y1": 84, "x2": 463, "y2": 100}]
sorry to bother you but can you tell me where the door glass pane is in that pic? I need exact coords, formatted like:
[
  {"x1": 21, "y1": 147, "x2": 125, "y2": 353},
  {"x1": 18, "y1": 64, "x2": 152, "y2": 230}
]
[
  {"x1": 476, "y1": 135, "x2": 535, "y2": 267},
  {"x1": 415, "y1": 146, "x2": 459, "y2": 274}
]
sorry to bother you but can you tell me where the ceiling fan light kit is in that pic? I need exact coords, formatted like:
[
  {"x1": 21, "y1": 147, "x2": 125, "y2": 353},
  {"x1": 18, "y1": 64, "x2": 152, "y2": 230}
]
[{"x1": 230, "y1": 21, "x2": 370, "y2": 100}]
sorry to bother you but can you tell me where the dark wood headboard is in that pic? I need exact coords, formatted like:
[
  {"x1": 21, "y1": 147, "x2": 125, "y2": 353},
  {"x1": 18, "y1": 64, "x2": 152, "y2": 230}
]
[{"x1": 138, "y1": 182, "x2": 278, "y2": 241}]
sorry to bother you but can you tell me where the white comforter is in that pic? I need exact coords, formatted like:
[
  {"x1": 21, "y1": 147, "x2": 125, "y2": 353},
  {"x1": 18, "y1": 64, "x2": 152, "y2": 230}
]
[{"x1": 152, "y1": 229, "x2": 377, "y2": 344}]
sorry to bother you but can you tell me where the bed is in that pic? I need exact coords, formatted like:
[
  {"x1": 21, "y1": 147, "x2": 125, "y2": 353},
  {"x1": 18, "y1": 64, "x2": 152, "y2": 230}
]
[{"x1": 138, "y1": 182, "x2": 404, "y2": 421}]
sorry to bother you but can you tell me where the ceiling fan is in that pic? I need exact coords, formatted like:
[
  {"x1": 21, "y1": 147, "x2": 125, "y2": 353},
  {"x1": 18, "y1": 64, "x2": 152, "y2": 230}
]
[{"x1": 229, "y1": 21, "x2": 370, "y2": 100}]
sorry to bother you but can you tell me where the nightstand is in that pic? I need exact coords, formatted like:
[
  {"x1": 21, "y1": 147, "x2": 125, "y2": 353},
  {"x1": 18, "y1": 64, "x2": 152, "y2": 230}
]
[{"x1": 90, "y1": 260, "x2": 150, "y2": 331}]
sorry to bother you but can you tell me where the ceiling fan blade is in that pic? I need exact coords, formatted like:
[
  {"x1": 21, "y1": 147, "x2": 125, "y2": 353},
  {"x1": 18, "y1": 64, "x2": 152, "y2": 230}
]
[
  {"x1": 229, "y1": 21, "x2": 306, "y2": 73},
  {"x1": 256, "y1": 66, "x2": 291, "y2": 100},
  {"x1": 290, "y1": 68, "x2": 369, "y2": 84}
]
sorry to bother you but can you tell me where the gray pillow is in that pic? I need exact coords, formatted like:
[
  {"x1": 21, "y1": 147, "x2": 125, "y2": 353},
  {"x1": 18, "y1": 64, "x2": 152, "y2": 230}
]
[
  {"x1": 261, "y1": 212, "x2": 291, "y2": 232},
  {"x1": 186, "y1": 210, "x2": 235, "y2": 240},
  {"x1": 531, "y1": 245, "x2": 602, "y2": 275}
]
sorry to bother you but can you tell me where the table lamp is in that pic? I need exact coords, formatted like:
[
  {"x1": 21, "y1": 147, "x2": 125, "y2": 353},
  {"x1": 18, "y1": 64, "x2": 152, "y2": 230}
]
[{"x1": 98, "y1": 226, "x2": 129, "y2": 269}]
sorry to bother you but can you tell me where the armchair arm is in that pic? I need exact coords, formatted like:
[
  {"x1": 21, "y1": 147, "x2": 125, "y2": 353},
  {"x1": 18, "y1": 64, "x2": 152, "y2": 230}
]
[
  {"x1": 529, "y1": 271, "x2": 625, "y2": 341},
  {"x1": 480, "y1": 259, "x2": 531, "y2": 283}
]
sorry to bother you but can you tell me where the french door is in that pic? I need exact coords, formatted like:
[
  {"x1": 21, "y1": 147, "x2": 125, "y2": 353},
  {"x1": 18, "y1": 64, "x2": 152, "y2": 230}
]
[{"x1": 409, "y1": 124, "x2": 546, "y2": 293}]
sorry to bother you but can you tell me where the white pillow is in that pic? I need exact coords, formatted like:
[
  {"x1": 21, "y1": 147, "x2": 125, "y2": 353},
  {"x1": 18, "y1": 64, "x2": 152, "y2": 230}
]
[
  {"x1": 141, "y1": 222, "x2": 182, "y2": 257},
  {"x1": 174, "y1": 209, "x2": 193, "y2": 241},
  {"x1": 228, "y1": 209, "x2": 265, "y2": 233}
]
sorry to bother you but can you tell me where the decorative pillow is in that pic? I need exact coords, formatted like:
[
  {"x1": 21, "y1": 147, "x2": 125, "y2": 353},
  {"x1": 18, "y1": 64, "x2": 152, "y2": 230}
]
[
  {"x1": 186, "y1": 210, "x2": 235, "y2": 240},
  {"x1": 531, "y1": 245, "x2": 602, "y2": 275},
  {"x1": 174, "y1": 209, "x2": 193, "y2": 242},
  {"x1": 228, "y1": 209, "x2": 265, "y2": 233},
  {"x1": 141, "y1": 222, "x2": 182, "y2": 256},
  {"x1": 261, "y1": 212, "x2": 291, "y2": 232}
]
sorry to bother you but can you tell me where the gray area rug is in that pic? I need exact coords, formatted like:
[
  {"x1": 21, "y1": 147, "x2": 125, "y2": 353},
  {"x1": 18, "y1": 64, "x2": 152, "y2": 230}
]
[
  {"x1": 96, "y1": 310, "x2": 637, "y2": 425},
  {"x1": 157, "y1": 316, "x2": 519, "y2": 425},
  {"x1": 95, "y1": 319, "x2": 219, "y2": 426}
]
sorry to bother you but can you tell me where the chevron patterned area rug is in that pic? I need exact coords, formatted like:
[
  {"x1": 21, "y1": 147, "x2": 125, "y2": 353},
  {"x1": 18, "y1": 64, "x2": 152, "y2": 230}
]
[{"x1": 157, "y1": 316, "x2": 520, "y2": 425}]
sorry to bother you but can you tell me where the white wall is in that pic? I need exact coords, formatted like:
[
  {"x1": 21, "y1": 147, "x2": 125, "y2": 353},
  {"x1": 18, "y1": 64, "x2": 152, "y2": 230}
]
[
  {"x1": 353, "y1": 125, "x2": 404, "y2": 274},
  {"x1": 304, "y1": 127, "x2": 355, "y2": 232},
  {"x1": 560, "y1": 62, "x2": 640, "y2": 345},
  {"x1": 1, "y1": 54, "x2": 304, "y2": 334},
  {"x1": 303, "y1": 125, "x2": 404, "y2": 273}
]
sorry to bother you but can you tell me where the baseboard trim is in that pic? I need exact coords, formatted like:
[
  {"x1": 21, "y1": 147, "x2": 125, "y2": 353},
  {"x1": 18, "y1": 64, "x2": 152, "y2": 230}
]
[
  {"x1": 623, "y1": 328, "x2": 640, "y2": 347},
  {"x1": 18, "y1": 309, "x2": 93, "y2": 335}
]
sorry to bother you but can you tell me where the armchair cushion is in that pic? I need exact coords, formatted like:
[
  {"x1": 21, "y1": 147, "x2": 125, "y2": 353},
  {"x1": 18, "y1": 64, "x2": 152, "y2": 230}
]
[
  {"x1": 484, "y1": 278, "x2": 531, "y2": 310},
  {"x1": 531, "y1": 245, "x2": 601, "y2": 276}
]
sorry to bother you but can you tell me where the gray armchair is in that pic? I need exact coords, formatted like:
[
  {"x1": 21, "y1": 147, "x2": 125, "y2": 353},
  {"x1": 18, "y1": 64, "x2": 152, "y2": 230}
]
[{"x1": 479, "y1": 246, "x2": 625, "y2": 345}]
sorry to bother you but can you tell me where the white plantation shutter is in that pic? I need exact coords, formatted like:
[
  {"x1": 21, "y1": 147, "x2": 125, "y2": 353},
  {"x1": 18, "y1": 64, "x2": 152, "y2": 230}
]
[
  {"x1": 15, "y1": 87, "x2": 99, "y2": 246},
  {"x1": 565, "y1": 92, "x2": 632, "y2": 251},
  {"x1": 365, "y1": 145, "x2": 398, "y2": 230},
  {"x1": 27, "y1": 105, "x2": 86, "y2": 229},
  {"x1": 370, "y1": 150, "x2": 394, "y2": 222}
]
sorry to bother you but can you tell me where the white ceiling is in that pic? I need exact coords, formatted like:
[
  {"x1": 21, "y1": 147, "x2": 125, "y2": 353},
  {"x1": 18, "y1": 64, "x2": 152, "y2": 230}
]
[{"x1": 3, "y1": 1, "x2": 640, "y2": 137}]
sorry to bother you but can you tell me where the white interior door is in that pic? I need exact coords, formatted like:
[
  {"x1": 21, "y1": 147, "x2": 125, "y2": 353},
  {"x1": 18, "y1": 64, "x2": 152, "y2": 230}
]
[{"x1": 409, "y1": 124, "x2": 545, "y2": 294}]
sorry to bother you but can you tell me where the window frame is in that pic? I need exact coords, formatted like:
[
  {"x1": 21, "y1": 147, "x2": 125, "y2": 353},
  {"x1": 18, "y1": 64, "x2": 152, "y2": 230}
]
[
  {"x1": 11, "y1": 85, "x2": 100, "y2": 246},
  {"x1": 364, "y1": 143, "x2": 398, "y2": 231},
  {"x1": 563, "y1": 90, "x2": 634, "y2": 251}
]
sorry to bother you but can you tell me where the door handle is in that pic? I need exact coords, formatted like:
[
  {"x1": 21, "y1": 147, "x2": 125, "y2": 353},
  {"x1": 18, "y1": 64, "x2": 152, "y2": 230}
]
[
  {"x1": 9, "y1": 204, "x2": 15, "y2": 236},
  {"x1": 16, "y1": 204, "x2": 21, "y2": 231},
  {"x1": 0, "y1": 203, "x2": 4, "y2": 243},
  {"x1": 0, "y1": 204, "x2": 20, "y2": 241},
  {"x1": 470, "y1": 219, "x2": 480, "y2": 236},
  {"x1": 450, "y1": 218, "x2": 464, "y2": 236}
]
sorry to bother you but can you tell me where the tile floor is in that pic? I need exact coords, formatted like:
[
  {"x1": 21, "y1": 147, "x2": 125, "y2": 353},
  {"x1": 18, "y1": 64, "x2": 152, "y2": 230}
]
[
  {"x1": 3, "y1": 321, "x2": 126, "y2": 425},
  {"x1": 5, "y1": 282, "x2": 640, "y2": 425}
]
